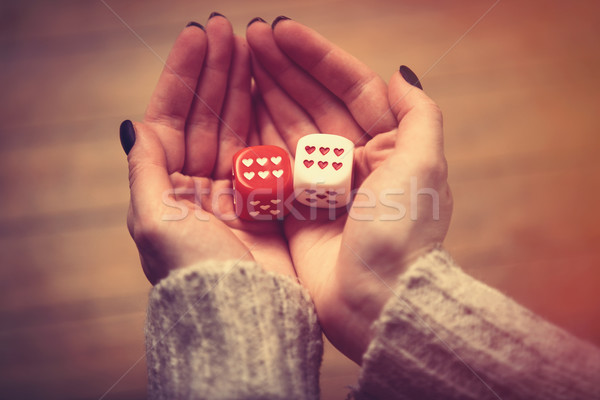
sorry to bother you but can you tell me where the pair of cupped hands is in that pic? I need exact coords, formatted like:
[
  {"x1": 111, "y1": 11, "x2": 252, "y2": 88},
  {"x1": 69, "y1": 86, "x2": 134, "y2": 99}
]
[{"x1": 124, "y1": 14, "x2": 452, "y2": 363}]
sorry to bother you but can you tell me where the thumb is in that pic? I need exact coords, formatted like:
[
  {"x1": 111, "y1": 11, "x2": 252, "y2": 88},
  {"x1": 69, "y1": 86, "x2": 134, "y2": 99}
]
[
  {"x1": 124, "y1": 121, "x2": 173, "y2": 223},
  {"x1": 388, "y1": 66, "x2": 445, "y2": 162}
]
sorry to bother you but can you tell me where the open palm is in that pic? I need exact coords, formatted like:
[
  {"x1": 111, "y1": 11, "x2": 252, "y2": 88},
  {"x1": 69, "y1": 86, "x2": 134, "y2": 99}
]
[
  {"x1": 126, "y1": 17, "x2": 294, "y2": 285},
  {"x1": 248, "y1": 19, "x2": 452, "y2": 362}
]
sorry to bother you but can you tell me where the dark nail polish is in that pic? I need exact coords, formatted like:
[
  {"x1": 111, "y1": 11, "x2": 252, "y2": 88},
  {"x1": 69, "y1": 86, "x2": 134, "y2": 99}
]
[
  {"x1": 119, "y1": 120, "x2": 136, "y2": 155},
  {"x1": 247, "y1": 17, "x2": 266, "y2": 28},
  {"x1": 209, "y1": 12, "x2": 225, "y2": 20},
  {"x1": 272, "y1": 15, "x2": 290, "y2": 29},
  {"x1": 186, "y1": 21, "x2": 205, "y2": 31},
  {"x1": 399, "y1": 65, "x2": 423, "y2": 90}
]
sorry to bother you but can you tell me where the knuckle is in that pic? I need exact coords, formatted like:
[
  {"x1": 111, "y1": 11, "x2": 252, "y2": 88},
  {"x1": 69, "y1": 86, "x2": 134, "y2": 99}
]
[
  {"x1": 446, "y1": 185, "x2": 454, "y2": 208},
  {"x1": 132, "y1": 217, "x2": 164, "y2": 250},
  {"x1": 416, "y1": 155, "x2": 448, "y2": 181},
  {"x1": 126, "y1": 206, "x2": 135, "y2": 237},
  {"x1": 128, "y1": 161, "x2": 144, "y2": 190},
  {"x1": 420, "y1": 100, "x2": 443, "y2": 123}
]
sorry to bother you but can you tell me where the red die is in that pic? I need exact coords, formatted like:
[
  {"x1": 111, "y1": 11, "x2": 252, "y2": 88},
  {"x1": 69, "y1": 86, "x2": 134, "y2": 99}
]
[{"x1": 232, "y1": 146, "x2": 293, "y2": 220}]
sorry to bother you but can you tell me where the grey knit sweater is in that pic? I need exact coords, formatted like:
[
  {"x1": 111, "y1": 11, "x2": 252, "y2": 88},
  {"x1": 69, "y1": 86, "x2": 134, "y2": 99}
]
[{"x1": 145, "y1": 250, "x2": 600, "y2": 399}]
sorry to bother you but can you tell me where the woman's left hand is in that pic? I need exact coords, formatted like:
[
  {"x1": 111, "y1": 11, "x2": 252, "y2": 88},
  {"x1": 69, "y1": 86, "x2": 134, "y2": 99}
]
[{"x1": 247, "y1": 18, "x2": 452, "y2": 363}]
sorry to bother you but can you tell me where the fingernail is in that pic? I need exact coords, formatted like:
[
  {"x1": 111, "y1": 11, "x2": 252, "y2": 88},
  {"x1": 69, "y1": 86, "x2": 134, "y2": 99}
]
[
  {"x1": 247, "y1": 17, "x2": 266, "y2": 28},
  {"x1": 272, "y1": 15, "x2": 290, "y2": 29},
  {"x1": 399, "y1": 65, "x2": 423, "y2": 90},
  {"x1": 209, "y1": 11, "x2": 225, "y2": 20},
  {"x1": 186, "y1": 21, "x2": 205, "y2": 31},
  {"x1": 119, "y1": 120, "x2": 136, "y2": 155}
]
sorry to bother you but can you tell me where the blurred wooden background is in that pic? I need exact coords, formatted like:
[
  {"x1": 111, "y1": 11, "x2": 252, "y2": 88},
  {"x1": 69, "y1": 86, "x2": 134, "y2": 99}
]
[{"x1": 1, "y1": 0, "x2": 599, "y2": 398}]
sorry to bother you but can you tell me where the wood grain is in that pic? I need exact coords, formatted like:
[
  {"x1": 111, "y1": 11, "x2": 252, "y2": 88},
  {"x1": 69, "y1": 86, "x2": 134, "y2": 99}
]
[{"x1": 1, "y1": 1, "x2": 598, "y2": 399}]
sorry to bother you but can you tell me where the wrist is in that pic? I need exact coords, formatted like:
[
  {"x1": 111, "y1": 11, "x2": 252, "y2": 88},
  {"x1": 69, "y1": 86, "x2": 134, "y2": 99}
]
[
  {"x1": 322, "y1": 244, "x2": 442, "y2": 363},
  {"x1": 317, "y1": 268, "x2": 396, "y2": 364}
]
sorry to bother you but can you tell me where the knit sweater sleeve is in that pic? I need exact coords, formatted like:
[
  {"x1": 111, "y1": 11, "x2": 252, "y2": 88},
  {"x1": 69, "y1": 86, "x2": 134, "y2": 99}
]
[
  {"x1": 145, "y1": 260, "x2": 323, "y2": 400},
  {"x1": 353, "y1": 249, "x2": 600, "y2": 400}
]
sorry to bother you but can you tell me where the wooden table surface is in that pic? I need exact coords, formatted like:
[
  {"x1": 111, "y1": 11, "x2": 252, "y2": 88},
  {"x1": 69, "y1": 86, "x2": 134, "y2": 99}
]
[{"x1": 1, "y1": 1, "x2": 599, "y2": 398}]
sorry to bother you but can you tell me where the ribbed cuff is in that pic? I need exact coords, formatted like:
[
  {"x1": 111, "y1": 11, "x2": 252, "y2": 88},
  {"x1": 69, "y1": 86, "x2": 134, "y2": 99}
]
[
  {"x1": 354, "y1": 249, "x2": 600, "y2": 400},
  {"x1": 146, "y1": 260, "x2": 322, "y2": 400}
]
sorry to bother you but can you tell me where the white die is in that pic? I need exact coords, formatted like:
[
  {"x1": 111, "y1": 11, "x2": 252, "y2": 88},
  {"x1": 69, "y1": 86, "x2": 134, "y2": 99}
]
[{"x1": 293, "y1": 133, "x2": 354, "y2": 208}]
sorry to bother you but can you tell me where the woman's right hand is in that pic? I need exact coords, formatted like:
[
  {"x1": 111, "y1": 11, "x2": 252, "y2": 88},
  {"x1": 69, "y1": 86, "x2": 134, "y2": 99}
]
[{"x1": 124, "y1": 16, "x2": 296, "y2": 285}]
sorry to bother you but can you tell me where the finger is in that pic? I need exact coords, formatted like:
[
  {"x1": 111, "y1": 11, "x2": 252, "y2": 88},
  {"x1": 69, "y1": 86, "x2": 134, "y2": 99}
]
[
  {"x1": 246, "y1": 21, "x2": 365, "y2": 144},
  {"x1": 251, "y1": 52, "x2": 317, "y2": 156},
  {"x1": 273, "y1": 19, "x2": 396, "y2": 137},
  {"x1": 388, "y1": 69, "x2": 445, "y2": 163},
  {"x1": 143, "y1": 25, "x2": 207, "y2": 172},
  {"x1": 255, "y1": 94, "x2": 292, "y2": 157},
  {"x1": 247, "y1": 93, "x2": 261, "y2": 148},
  {"x1": 183, "y1": 14, "x2": 234, "y2": 177},
  {"x1": 213, "y1": 36, "x2": 252, "y2": 179},
  {"x1": 247, "y1": 124, "x2": 261, "y2": 147}
]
